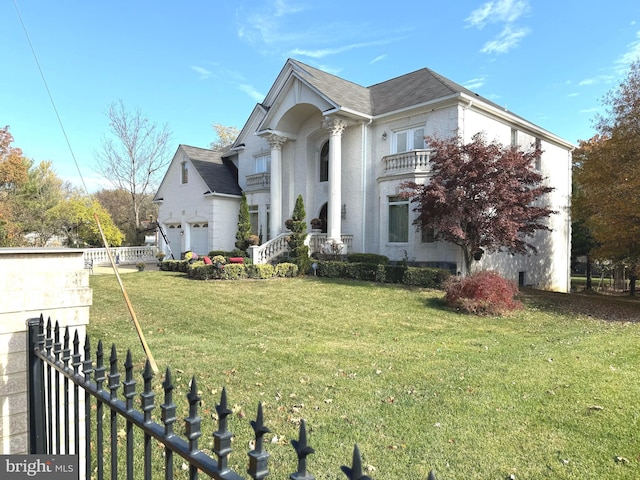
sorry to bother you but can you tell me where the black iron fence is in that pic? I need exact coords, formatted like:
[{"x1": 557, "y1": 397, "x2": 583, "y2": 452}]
[{"x1": 27, "y1": 315, "x2": 437, "y2": 479}]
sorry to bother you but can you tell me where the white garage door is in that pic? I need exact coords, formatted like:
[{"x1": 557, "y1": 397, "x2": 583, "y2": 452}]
[{"x1": 190, "y1": 223, "x2": 209, "y2": 256}]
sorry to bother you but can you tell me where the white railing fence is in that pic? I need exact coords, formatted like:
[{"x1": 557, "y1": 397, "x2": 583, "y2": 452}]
[
  {"x1": 83, "y1": 246, "x2": 158, "y2": 266},
  {"x1": 249, "y1": 233, "x2": 353, "y2": 264}
]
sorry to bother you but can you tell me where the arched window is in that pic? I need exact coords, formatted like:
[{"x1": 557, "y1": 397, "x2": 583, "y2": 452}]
[{"x1": 319, "y1": 140, "x2": 329, "y2": 182}]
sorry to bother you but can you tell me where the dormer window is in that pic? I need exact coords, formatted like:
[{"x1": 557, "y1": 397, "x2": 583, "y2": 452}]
[
  {"x1": 181, "y1": 161, "x2": 188, "y2": 184},
  {"x1": 393, "y1": 126, "x2": 425, "y2": 153}
]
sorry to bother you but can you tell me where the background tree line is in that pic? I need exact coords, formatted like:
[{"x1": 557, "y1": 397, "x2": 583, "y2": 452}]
[
  {"x1": 572, "y1": 60, "x2": 640, "y2": 295},
  {"x1": 0, "y1": 125, "x2": 155, "y2": 248},
  {"x1": 1, "y1": 102, "x2": 238, "y2": 249}
]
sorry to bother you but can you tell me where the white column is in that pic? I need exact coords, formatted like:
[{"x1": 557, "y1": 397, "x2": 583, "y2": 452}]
[
  {"x1": 323, "y1": 117, "x2": 347, "y2": 243},
  {"x1": 267, "y1": 134, "x2": 287, "y2": 239}
]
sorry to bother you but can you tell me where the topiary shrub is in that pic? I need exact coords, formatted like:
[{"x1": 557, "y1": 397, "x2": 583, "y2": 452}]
[
  {"x1": 444, "y1": 270, "x2": 522, "y2": 315},
  {"x1": 347, "y1": 253, "x2": 389, "y2": 265}
]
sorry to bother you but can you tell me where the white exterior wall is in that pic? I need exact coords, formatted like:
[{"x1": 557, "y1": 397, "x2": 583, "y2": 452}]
[
  {"x1": 157, "y1": 148, "x2": 241, "y2": 255},
  {"x1": 460, "y1": 107, "x2": 572, "y2": 291},
  {"x1": 231, "y1": 68, "x2": 572, "y2": 291}
]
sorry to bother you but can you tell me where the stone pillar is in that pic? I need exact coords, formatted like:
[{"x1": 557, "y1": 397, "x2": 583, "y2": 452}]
[
  {"x1": 266, "y1": 134, "x2": 288, "y2": 239},
  {"x1": 0, "y1": 248, "x2": 92, "y2": 456},
  {"x1": 323, "y1": 117, "x2": 348, "y2": 244}
]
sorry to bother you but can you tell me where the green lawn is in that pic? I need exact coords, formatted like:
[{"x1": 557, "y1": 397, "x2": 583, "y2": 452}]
[{"x1": 88, "y1": 272, "x2": 640, "y2": 479}]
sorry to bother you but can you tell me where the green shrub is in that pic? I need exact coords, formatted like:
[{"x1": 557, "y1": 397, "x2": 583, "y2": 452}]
[
  {"x1": 247, "y1": 264, "x2": 275, "y2": 279},
  {"x1": 294, "y1": 246, "x2": 312, "y2": 275},
  {"x1": 344, "y1": 263, "x2": 378, "y2": 281},
  {"x1": 161, "y1": 260, "x2": 190, "y2": 272},
  {"x1": 383, "y1": 265, "x2": 407, "y2": 283},
  {"x1": 275, "y1": 263, "x2": 298, "y2": 278},
  {"x1": 403, "y1": 267, "x2": 450, "y2": 288},
  {"x1": 444, "y1": 270, "x2": 522, "y2": 315},
  {"x1": 316, "y1": 261, "x2": 347, "y2": 278},
  {"x1": 222, "y1": 264, "x2": 247, "y2": 280},
  {"x1": 347, "y1": 253, "x2": 389, "y2": 265}
]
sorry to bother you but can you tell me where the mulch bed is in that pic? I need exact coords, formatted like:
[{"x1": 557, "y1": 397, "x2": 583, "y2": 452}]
[{"x1": 519, "y1": 288, "x2": 640, "y2": 322}]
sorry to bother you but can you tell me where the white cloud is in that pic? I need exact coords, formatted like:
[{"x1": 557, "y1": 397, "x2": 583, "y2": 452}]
[
  {"x1": 579, "y1": 107, "x2": 601, "y2": 114},
  {"x1": 466, "y1": 0, "x2": 530, "y2": 28},
  {"x1": 480, "y1": 25, "x2": 529, "y2": 54},
  {"x1": 577, "y1": 74, "x2": 615, "y2": 87},
  {"x1": 615, "y1": 30, "x2": 640, "y2": 72},
  {"x1": 463, "y1": 76, "x2": 487, "y2": 90},
  {"x1": 371, "y1": 54, "x2": 387, "y2": 64},
  {"x1": 238, "y1": 84, "x2": 265, "y2": 102},
  {"x1": 467, "y1": 0, "x2": 531, "y2": 55},
  {"x1": 190, "y1": 66, "x2": 213, "y2": 80},
  {"x1": 290, "y1": 39, "x2": 394, "y2": 59}
]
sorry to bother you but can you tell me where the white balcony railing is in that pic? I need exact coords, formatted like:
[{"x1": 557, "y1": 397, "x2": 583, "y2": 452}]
[
  {"x1": 382, "y1": 149, "x2": 433, "y2": 175},
  {"x1": 245, "y1": 172, "x2": 271, "y2": 190}
]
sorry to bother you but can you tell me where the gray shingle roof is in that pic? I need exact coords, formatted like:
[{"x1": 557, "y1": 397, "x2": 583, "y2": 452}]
[
  {"x1": 287, "y1": 59, "x2": 495, "y2": 117},
  {"x1": 289, "y1": 59, "x2": 372, "y2": 114},
  {"x1": 180, "y1": 145, "x2": 241, "y2": 196}
]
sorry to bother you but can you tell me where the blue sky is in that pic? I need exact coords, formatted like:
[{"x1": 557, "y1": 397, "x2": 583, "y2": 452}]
[{"x1": 2, "y1": 1, "x2": 640, "y2": 192}]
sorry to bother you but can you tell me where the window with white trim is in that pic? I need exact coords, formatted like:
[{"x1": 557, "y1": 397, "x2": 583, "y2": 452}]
[
  {"x1": 388, "y1": 196, "x2": 409, "y2": 243},
  {"x1": 534, "y1": 138, "x2": 542, "y2": 170},
  {"x1": 254, "y1": 154, "x2": 271, "y2": 174},
  {"x1": 319, "y1": 140, "x2": 329, "y2": 182},
  {"x1": 249, "y1": 205, "x2": 259, "y2": 235},
  {"x1": 393, "y1": 126, "x2": 425, "y2": 154},
  {"x1": 181, "y1": 162, "x2": 188, "y2": 184}
]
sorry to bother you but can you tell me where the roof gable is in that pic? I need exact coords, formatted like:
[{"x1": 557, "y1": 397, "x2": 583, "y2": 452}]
[
  {"x1": 181, "y1": 145, "x2": 242, "y2": 196},
  {"x1": 155, "y1": 145, "x2": 241, "y2": 201}
]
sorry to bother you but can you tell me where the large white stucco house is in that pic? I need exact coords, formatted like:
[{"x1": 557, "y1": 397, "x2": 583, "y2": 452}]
[{"x1": 155, "y1": 59, "x2": 573, "y2": 292}]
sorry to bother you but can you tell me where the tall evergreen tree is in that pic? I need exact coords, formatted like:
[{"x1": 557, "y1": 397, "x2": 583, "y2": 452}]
[
  {"x1": 286, "y1": 194, "x2": 310, "y2": 274},
  {"x1": 235, "y1": 192, "x2": 251, "y2": 251}
]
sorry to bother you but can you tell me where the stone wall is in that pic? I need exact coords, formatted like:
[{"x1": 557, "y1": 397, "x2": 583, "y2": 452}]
[{"x1": 0, "y1": 248, "x2": 92, "y2": 454}]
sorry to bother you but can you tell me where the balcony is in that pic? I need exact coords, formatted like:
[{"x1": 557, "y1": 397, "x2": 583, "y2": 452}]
[
  {"x1": 246, "y1": 172, "x2": 270, "y2": 190},
  {"x1": 381, "y1": 149, "x2": 433, "y2": 176}
]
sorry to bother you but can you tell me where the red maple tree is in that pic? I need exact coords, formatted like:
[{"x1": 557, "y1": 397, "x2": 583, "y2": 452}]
[{"x1": 401, "y1": 133, "x2": 555, "y2": 274}]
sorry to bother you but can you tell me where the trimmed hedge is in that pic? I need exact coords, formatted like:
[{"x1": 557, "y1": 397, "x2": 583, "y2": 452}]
[
  {"x1": 164, "y1": 257, "x2": 447, "y2": 288},
  {"x1": 184, "y1": 262, "x2": 298, "y2": 281},
  {"x1": 246, "y1": 264, "x2": 275, "y2": 279},
  {"x1": 346, "y1": 253, "x2": 389, "y2": 265},
  {"x1": 403, "y1": 266, "x2": 450, "y2": 288},
  {"x1": 275, "y1": 263, "x2": 298, "y2": 278},
  {"x1": 316, "y1": 261, "x2": 449, "y2": 288},
  {"x1": 160, "y1": 260, "x2": 190, "y2": 272}
]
